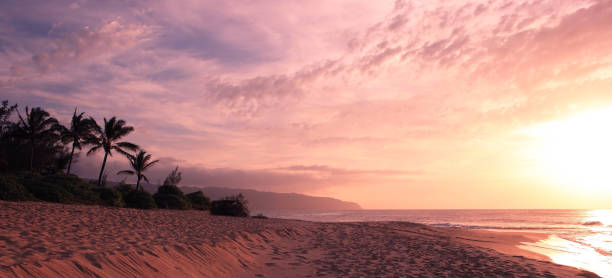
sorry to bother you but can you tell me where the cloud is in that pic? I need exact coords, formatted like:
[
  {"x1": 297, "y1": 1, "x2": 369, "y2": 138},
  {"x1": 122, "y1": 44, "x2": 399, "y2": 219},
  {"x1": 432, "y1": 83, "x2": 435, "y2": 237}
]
[
  {"x1": 277, "y1": 165, "x2": 422, "y2": 177},
  {"x1": 304, "y1": 136, "x2": 391, "y2": 146},
  {"x1": 71, "y1": 154, "x2": 417, "y2": 193},
  {"x1": 202, "y1": 59, "x2": 344, "y2": 117},
  {"x1": 466, "y1": 0, "x2": 612, "y2": 88},
  {"x1": 13, "y1": 21, "x2": 150, "y2": 76}
]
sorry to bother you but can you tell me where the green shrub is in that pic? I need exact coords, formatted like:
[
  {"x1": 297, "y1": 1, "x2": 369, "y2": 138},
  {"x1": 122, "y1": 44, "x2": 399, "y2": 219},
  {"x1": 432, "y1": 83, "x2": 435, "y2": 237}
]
[
  {"x1": 154, "y1": 193, "x2": 191, "y2": 210},
  {"x1": 156, "y1": 184, "x2": 184, "y2": 195},
  {"x1": 14, "y1": 172, "x2": 72, "y2": 203},
  {"x1": 41, "y1": 174, "x2": 100, "y2": 204},
  {"x1": 153, "y1": 185, "x2": 190, "y2": 210},
  {"x1": 115, "y1": 182, "x2": 133, "y2": 195},
  {"x1": 211, "y1": 194, "x2": 249, "y2": 217},
  {"x1": 1, "y1": 171, "x2": 129, "y2": 208},
  {"x1": 21, "y1": 177, "x2": 72, "y2": 203},
  {"x1": 124, "y1": 190, "x2": 157, "y2": 209},
  {"x1": 93, "y1": 186, "x2": 124, "y2": 207},
  {"x1": 39, "y1": 173, "x2": 82, "y2": 186},
  {"x1": 186, "y1": 191, "x2": 210, "y2": 210},
  {"x1": 0, "y1": 175, "x2": 34, "y2": 201}
]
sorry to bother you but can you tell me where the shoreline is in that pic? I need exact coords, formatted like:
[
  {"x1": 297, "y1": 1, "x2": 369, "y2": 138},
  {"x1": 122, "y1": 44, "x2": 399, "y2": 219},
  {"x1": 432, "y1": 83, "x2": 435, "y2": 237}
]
[
  {"x1": 444, "y1": 227, "x2": 552, "y2": 261},
  {"x1": 0, "y1": 201, "x2": 600, "y2": 277}
]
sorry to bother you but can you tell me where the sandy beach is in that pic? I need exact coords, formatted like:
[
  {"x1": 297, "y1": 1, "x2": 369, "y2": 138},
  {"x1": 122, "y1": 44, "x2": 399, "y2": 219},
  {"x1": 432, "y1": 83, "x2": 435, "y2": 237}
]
[{"x1": 0, "y1": 201, "x2": 599, "y2": 277}]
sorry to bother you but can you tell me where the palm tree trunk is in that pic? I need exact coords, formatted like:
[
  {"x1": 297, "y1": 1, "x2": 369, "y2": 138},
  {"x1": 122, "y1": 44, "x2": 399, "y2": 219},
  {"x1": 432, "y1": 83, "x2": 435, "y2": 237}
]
[
  {"x1": 97, "y1": 151, "x2": 109, "y2": 186},
  {"x1": 67, "y1": 143, "x2": 76, "y2": 174},
  {"x1": 136, "y1": 175, "x2": 141, "y2": 191},
  {"x1": 29, "y1": 142, "x2": 34, "y2": 171}
]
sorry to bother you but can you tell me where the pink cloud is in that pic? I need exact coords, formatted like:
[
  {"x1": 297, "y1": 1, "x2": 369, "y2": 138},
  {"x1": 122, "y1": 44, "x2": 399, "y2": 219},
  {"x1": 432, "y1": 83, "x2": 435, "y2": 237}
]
[{"x1": 11, "y1": 21, "x2": 150, "y2": 77}]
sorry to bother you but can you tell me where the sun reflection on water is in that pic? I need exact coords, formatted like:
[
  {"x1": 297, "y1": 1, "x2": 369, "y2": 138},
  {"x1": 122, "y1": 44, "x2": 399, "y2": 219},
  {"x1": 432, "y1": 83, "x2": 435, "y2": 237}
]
[
  {"x1": 520, "y1": 235, "x2": 612, "y2": 277},
  {"x1": 584, "y1": 210, "x2": 612, "y2": 227},
  {"x1": 519, "y1": 210, "x2": 612, "y2": 278}
]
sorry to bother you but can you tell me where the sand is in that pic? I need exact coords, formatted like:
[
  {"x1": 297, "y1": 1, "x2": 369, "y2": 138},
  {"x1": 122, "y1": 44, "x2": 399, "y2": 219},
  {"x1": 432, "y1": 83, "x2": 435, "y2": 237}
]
[{"x1": 0, "y1": 201, "x2": 600, "y2": 277}]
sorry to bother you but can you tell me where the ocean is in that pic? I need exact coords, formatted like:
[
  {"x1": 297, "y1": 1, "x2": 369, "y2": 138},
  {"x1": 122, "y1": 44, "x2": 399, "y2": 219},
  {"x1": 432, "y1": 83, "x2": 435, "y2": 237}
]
[{"x1": 253, "y1": 209, "x2": 612, "y2": 277}]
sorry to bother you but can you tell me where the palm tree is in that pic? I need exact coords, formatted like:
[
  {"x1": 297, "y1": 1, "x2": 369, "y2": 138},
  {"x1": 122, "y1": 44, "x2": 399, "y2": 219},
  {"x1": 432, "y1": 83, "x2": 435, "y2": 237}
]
[
  {"x1": 0, "y1": 100, "x2": 17, "y2": 136},
  {"x1": 0, "y1": 101, "x2": 18, "y2": 169},
  {"x1": 117, "y1": 150, "x2": 159, "y2": 191},
  {"x1": 15, "y1": 107, "x2": 59, "y2": 171},
  {"x1": 87, "y1": 117, "x2": 138, "y2": 186},
  {"x1": 59, "y1": 108, "x2": 95, "y2": 174}
]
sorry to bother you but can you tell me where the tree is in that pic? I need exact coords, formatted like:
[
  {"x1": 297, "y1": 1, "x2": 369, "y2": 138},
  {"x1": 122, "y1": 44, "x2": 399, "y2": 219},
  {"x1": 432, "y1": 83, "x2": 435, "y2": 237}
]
[
  {"x1": 87, "y1": 117, "x2": 138, "y2": 186},
  {"x1": 0, "y1": 100, "x2": 17, "y2": 136},
  {"x1": 117, "y1": 150, "x2": 159, "y2": 191},
  {"x1": 211, "y1": 194, "x2": 249, "y2": 217},
  {"x1": 0, "y1": 101, "x2": 18, "y2": 169},
  {"x1": 163, "y1": 166, "x2": 182, "y2": 186},
  {"x1": 14, "y1": 107, "x2": 60, "y2": 171},
  {"x1": 59, "y1": 108, "x2": 95, "y2": 174},
  {"x1": 186, "y1": 191, "x2": 211, "y2": 210},
  {"x1": 52, "y1": 148, "x2": 73, "y2": 174},
  {"x1": 155, "y1": 166, "x2": 191, "y2": 209}
]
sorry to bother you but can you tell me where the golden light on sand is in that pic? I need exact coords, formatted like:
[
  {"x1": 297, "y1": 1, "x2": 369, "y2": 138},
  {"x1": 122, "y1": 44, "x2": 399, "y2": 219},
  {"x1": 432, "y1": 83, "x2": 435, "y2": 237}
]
[{"x1": 522, "y1": 107, "x2": 612, "y2": 193}]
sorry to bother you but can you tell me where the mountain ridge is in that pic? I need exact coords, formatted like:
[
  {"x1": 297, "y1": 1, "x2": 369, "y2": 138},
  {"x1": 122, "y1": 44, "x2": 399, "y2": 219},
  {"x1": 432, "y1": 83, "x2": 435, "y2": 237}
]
[{"x1": 181, "y1": 186, "x2": 362, "y2": 211}]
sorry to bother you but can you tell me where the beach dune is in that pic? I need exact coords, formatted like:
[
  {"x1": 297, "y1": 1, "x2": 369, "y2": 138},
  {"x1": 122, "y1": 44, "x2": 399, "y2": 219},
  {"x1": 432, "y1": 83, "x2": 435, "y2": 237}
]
[{"x1": 0, "y1": 201, "x2": 599, "y2": 277}]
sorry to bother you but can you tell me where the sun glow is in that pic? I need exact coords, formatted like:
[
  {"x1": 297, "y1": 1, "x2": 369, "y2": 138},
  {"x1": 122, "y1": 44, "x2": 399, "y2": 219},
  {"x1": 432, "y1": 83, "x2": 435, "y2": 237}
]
[{"x1": 523, "y1": 107, "x2": 612, "y2": 193}]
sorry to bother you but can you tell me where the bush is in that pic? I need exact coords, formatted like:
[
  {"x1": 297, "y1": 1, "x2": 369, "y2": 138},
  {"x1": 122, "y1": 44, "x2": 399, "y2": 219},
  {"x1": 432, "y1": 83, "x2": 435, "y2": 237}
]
[
  {"x1": 93, "y1": 186, "x2": 124, "y2": 207},
  {"x1": 0, "y1": 171, "x2": 158, "y2": 209},
  {"x1": 0, "y1": 171, "x2": 137, "y2": 208},
  {"x1": 124, "y1": 190, "x2": 157, "y2": 209},
  {"x1": 17, "y1": 172, "x2": 73, "y2": 203},
  {"x1": 40, "y1": 173, "x2": 82, "y2": 186},
  {"x1": 12, "y1": 172, "x2": 118, "y2": 205},
  {"x1": 115, "y1": 182, "x2": 133, "y2": 195},
  {"x1": 22, "y1": 179, "x2": 72, "y2": 203},
  {"x1": 41, "y1": 174, "x2": 100, "y2": 204},
  {"x1": 0, "y1": 175, "x2": 34, "y2": 201},
  {"x1": 211, "y1": 194, "x2": 249, "y2": 217},
  {"x1": 153, "y1": 184, "x2": 190, "y2": 210},
  {"x1": 154, "y1": 193, "x2": 191, "y2": 210},
  {"x1": 156, "y1": 184, "x2": 184, "y2": 195},
  {"x1": 186, "y1": 191, "x2": 210, "y2": 210}
]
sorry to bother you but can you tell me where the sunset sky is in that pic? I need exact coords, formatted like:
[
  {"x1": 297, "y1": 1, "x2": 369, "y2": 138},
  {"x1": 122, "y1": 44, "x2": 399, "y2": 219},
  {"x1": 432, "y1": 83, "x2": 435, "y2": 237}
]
[{"x1": 2, "y1": 0, "x2": 612, "y2": 209}]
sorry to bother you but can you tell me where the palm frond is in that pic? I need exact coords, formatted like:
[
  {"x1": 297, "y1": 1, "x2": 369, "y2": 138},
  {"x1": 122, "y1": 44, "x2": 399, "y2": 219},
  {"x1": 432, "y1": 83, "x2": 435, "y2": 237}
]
[
  {"x1": 87, "y1": 145, "x2": 103, "y2": 155},
  {"x1": 117, "y1": 170, "x2": 135, "y2": 175},
  {"x1": 143, "y1": 159, "x2": 159, "y2": 170},
  {"x1": 116, "y1": 141, "x2": 139, "y2": 151},
  {"x1": 72, "y1": 140, "x2": 82, "y2": 150},
  {"x1": 115, "y1": 126, "x2": 134, "y2": 139},
  {"x1": 90, "y1": 118, "x2": 102, "y2": 135},
  {"x1": 43, "y1": 117, "x2": 59, "y2": 127},
  {"x1": 16, "y1": 108, "x2": 27, "y2": 127},
  {"x1": 111, "y1": 145, "x2": 131, "y2": 157},
  {"x1": 125, "y1": 152, "x2": 136, "y2": 162}
]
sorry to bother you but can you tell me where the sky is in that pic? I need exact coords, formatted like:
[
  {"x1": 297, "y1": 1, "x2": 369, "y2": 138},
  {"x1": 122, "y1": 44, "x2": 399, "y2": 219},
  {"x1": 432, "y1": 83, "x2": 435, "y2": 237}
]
[{"x1": 2, "y1": 0, "x2": 612, "y2": 209}]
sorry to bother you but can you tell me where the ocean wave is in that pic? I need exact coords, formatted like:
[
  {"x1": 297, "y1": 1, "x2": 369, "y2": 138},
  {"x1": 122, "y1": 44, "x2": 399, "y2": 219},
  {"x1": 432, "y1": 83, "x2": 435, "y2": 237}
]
[
  {"x1": 582, "y1": 221, "x2": 603, "y2": 226},
  {"x1": 430, "y1": 223, "x2": 573, "y2": 230}
]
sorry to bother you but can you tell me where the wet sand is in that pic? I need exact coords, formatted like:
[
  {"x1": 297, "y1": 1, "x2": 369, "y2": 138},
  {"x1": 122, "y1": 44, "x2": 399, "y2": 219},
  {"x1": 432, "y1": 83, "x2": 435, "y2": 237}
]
[{"x1": 0, "y1": 201, "x2": 599, "y2": 277}]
